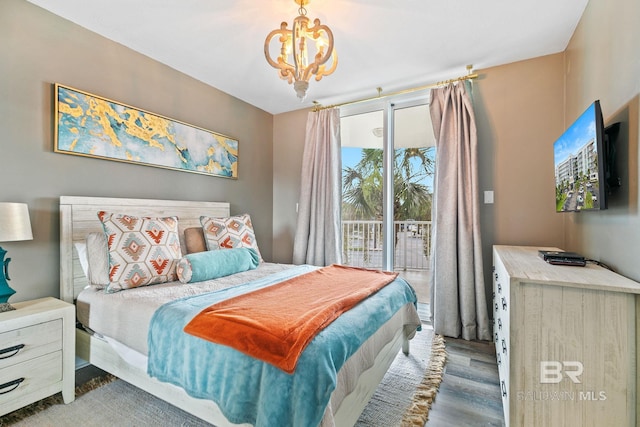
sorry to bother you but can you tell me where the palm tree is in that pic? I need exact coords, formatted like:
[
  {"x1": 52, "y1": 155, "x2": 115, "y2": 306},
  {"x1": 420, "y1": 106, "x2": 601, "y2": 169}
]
[
  {"x1": 343, "y1": 147, "x2": 434, "y2": 221},
  {"x1": 394, "y1": 148, "x2": 434, "y2": 221},
  {"x1": 342, "y1": 147, "x2": 435, "y2": 263}
]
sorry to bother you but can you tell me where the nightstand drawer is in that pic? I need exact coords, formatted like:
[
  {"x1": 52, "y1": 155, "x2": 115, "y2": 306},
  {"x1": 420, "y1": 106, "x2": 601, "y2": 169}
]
[
  {"x1": 0, "y1": 320, "x2": 62, "y2": 370},
  {"x1": 0, "y1": 351, "x2": 62, "y2": 413}
]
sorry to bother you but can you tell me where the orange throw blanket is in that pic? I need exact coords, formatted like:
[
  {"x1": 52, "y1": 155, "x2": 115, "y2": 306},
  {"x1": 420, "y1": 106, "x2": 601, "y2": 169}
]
[{"x1": 183, "y1": 264, "x2": 398, "y2": 373}]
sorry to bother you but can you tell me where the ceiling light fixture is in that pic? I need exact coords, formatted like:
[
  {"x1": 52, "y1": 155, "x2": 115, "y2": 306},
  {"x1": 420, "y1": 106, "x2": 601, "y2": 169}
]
[{"x1": 264, "y1": 0, "x2": 338, "y2": 100}]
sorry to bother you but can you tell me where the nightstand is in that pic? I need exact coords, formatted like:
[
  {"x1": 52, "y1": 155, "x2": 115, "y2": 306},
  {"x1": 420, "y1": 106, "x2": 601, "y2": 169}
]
[{"x1": 0, "y1": 297, "x2": 75, "y2": 416}]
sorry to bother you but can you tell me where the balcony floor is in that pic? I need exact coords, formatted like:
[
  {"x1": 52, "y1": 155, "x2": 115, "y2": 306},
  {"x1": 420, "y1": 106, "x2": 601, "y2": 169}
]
[{"x1": 398, "y1": 269, "x2": 430, "y2": 304}]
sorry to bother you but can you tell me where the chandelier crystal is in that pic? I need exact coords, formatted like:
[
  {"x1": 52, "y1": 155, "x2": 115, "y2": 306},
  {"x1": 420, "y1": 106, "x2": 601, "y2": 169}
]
[{"x1": 264, "y1": 0, "x2": 338, "y2": 100}]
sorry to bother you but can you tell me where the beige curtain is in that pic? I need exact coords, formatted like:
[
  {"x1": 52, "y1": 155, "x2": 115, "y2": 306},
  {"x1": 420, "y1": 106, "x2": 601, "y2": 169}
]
[
  {"x1": 429, "y1": 82, "x2": 490, "y2": 341},
  {"x1": 292, "y1": 108, "x2": 342, "y2": 266}
]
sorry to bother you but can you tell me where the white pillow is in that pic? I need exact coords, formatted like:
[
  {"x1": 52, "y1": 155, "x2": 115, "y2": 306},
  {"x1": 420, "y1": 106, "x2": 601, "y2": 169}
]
[
  {"x1": 85, "y1": 232, "x2": 110, "y2": 288},
  {"x1": 74, "y1": 242, "x2": 90, "y2": 278}
]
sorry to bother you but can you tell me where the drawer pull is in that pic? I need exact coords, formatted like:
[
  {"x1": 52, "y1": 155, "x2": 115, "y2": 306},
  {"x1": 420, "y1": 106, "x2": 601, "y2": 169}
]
[
  {"x1": 502, "y1": 339, "x2": 507, "y2": 354},
  {"x1": 501, "y1": 380, "x2": 507, "y2": 397},
  {"x1": 497, "y1": 283, "x2": 502, "y2": 294},
  {"x1": 497, "y1": 352, "x2": 502, "y2": 365},
  {"x1": 0, "y1": 378, "x2": 25, "y2": 395},
  {"x1": 498, "y1": 318, "x2": 502, "y2": 330},
  {"x1": 0, "y1": 344, "x2": 25, "y2": 359},
  {"x1": 501, "y1": 297, "x2": 507, "y2": 310}
]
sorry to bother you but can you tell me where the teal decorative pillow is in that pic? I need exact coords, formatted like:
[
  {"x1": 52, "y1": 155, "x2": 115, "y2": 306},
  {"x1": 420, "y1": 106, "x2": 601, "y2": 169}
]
[
  {"x1": 176, "y1": 247, "x2": 260, "y2": 283},
  {"x1": 200, "y1": 214, "x2": 262, "y2": 261},
  {"x1": 98, "y1": 211, "x2": 182, "y2": 292}
]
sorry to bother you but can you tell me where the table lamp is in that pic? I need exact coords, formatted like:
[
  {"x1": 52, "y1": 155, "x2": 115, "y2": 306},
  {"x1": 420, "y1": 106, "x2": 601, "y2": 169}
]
[{"x1": 0, "y1": 203, "x2": 33, "y2": 312}]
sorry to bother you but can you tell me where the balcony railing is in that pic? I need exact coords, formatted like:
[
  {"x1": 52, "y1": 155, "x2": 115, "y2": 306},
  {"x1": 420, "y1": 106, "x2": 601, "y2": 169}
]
[{"x1": 341, "y1": 220, "x2": 432, "y2": 271}]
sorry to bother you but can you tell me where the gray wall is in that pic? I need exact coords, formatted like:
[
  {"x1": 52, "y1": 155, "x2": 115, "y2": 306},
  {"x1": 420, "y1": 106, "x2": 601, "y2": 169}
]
[
  {"x1": 563, "y1": 0, "x2": 640, "y2": 281},
  {"x1": 473, "y1": 54, "x2": 566, "y2": 289},
  {"x1": 0, "y1": 0, "x2": 274, "y2": 302}
]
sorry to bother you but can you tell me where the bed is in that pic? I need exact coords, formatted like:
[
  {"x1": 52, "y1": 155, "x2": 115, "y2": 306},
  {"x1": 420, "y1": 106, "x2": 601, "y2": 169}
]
[{"x1": 59, "y1": 196, "x2": 421, "y2": 427}]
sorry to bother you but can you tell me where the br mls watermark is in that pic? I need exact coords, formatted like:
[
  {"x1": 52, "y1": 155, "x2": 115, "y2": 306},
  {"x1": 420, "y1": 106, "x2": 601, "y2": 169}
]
[
  {"x1": 516, "y1": 361, "x2": 607, "y2": 401},
  {"x1": 540, "y1": 361, "x2": 583, "y2": 384}
]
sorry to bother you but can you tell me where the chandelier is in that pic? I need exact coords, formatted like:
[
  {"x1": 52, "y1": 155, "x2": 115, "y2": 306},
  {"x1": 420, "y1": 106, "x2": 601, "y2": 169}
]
[{"x1": 264, "y1": 0, "x2": 338, "y2": 100}]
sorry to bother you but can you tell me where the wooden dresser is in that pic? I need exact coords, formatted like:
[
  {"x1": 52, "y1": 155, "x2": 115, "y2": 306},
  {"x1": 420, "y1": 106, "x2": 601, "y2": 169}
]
[{"x1": 493, "y1": 245, "x2": 640, "y2": 427}]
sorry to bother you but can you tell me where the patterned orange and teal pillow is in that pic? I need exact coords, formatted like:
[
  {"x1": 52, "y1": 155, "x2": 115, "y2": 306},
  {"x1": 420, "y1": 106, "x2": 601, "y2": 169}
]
[
  {"x1": 200, "y1": 214, "x2": 262, "y2": 261},
  {"x1": 98, "y1": 211, "x2": 182, "y2": 292}
]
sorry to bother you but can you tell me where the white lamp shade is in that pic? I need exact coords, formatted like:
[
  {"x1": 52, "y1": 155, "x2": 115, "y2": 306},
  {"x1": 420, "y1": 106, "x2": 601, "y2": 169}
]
[{"x1": 0, "y1": 203, "x2": 33, "y2": 242}]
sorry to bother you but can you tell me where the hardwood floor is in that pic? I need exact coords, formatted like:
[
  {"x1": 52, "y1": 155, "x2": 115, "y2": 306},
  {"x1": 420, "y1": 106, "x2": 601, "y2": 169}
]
[{"x1": 418, "y1": 303, "x2": 505, "y2": 427}]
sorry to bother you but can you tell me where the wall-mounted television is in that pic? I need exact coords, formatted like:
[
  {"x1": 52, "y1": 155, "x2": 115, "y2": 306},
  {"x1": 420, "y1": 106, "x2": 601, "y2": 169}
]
[{"x1": 554, "y1": 100, "x2": 617, "y2": 212}]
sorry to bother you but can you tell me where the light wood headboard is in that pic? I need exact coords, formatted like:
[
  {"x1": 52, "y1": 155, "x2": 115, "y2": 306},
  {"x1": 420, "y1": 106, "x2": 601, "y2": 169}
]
[{"x1": 59, "y1": 196, "x2": 230, "y2": 303}]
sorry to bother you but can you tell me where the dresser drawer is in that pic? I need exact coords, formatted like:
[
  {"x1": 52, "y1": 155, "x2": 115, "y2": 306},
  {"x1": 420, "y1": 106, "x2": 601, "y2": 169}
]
[
  {"x1": 0, "y1": 320, "x2": 62, "y2": 369},
  {"x1": 0, "y1": 351, "x2": 62, "y2": 412}
]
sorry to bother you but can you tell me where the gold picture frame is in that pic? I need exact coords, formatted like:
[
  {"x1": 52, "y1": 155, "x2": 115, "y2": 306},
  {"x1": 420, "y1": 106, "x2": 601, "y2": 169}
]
[{"x1": 54, "y1": 83, "x2": 238, "y2": 179}]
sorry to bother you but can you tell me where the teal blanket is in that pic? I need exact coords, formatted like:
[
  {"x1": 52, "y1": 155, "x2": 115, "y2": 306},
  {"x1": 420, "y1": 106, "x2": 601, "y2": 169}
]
[{"x1": 147, "y1": 265, "x2": 418, "y2": 427}]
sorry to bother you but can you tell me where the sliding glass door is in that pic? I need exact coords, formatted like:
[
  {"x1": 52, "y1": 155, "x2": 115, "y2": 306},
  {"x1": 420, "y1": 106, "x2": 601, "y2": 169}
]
[
  {"x1": 339, "y1": 95, "x2": 434, "y2": 303},
  {"x1": 341, "y1": 107, "x2": 385, "y2": 270}
]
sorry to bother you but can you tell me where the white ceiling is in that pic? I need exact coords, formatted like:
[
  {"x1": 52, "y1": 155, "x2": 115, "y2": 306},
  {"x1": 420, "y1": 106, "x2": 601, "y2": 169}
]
[{"x1": 26, "y1": 0, "x2": 588, "y2": 115}]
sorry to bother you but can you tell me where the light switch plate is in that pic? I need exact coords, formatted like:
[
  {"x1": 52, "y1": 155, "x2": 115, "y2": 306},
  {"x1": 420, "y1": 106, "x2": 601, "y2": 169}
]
[{"x1": 484, "y1": 191, "x2": 494, "y2": 204}]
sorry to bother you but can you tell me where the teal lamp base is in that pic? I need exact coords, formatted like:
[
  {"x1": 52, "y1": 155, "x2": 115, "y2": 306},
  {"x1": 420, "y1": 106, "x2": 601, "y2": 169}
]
[{"x1": 0, "y1": 247, "x2": 16, "y2": 312}]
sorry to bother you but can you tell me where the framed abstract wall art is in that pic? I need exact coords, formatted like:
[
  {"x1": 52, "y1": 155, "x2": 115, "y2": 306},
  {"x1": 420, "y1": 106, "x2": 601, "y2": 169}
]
[{"x1": 54, "y1": 83, "x2": 238, "y2": 179}]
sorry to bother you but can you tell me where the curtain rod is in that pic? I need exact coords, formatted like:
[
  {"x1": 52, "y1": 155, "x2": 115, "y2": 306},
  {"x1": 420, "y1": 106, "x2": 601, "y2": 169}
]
[{"x1": 312, "y1": 65, "x2": 478, "y2": 111}]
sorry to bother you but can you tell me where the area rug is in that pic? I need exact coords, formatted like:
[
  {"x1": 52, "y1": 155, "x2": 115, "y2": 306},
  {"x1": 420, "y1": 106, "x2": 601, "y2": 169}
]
[{"x1": 2, "y1": 328, "x2": 446, "y2": 427}]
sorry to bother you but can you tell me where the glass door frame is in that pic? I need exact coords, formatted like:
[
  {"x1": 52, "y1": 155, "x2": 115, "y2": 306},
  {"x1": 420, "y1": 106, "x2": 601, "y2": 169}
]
[{"x1": 340, "y1": 91, "x2": 430, "y2": 272}]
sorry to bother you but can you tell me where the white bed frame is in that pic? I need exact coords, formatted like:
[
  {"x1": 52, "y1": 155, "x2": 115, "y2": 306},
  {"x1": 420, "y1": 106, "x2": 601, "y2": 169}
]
[{"x1": 59, "y1": 196, "x2": 409, "y2": 427}]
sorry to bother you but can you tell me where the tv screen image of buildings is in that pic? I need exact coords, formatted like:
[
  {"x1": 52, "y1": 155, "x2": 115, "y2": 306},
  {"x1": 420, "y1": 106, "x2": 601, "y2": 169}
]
[{"x1": 554, "y1": 103, "x2": 601, "y2": 212}]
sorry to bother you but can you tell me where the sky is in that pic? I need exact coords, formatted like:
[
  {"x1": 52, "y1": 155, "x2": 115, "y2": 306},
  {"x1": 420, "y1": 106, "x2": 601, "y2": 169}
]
[
  {"x1": 553, "y1": 102, "x2": 599, "y2": 166},
  {"x1": 342, "y1": 147, "x2": 362, "y2": 170}
]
